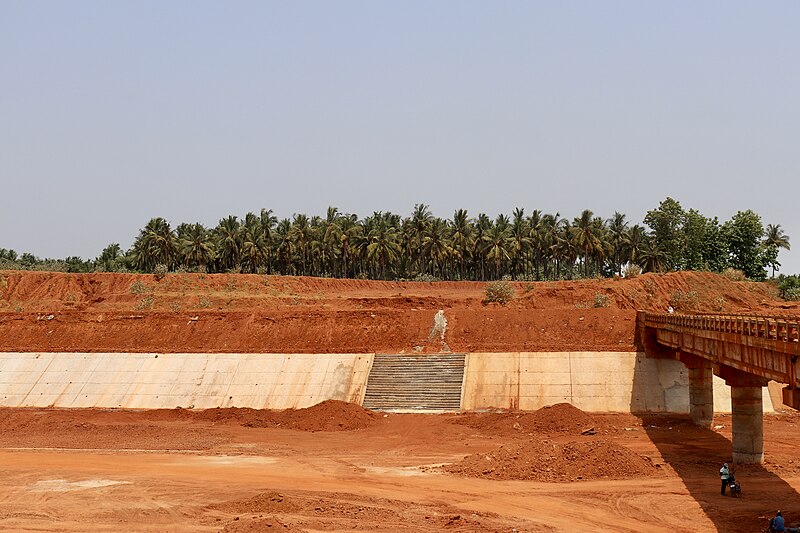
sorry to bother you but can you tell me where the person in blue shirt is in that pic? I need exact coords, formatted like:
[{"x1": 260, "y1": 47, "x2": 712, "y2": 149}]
[{"x1": 770, "y1": 511, "x2": 785, "y2": 532}]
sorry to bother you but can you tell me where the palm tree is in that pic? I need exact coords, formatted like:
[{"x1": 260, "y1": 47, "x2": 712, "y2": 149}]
[
  {"x1": 260, "y1": 208, "x2": 278, "y2": 273},
  {"x1": 423, "y1": 217, "x2": 452, "y2": 278},
  {"x1": 290, "y1": 214, "x2": 313, "y2": 275},
  {"x1": 214, "y1": 216, "x2": 242, "y2": 272},
  {"x1": 484, "y1": 215, "x2": 512, "y2": 279},
  {"x1": 97, "y1": 243, "x2": 122, "y2": 272},
  {"x1": 540, "y1": 212, "x2": 565, "y2": 280},
  {"x1": 528, "y1": 210, "x2": 544, "y2": 280},
  {"x1": 409, "y1": 204, "x2": 433, "y2": 275},
  {"x1": 179, "y1": 223, "x2": 215, "y2": 271},
  {"x1": 131, "y1": 217, "x2": 176, "y2": 272},
  {"x1": 571, "y1": 210, "x2": 602, "y2": 278},
  {"x1": 450, "y1": 209, "x2": 473, "y2": 280},
  {"x1": 763, "y1": 224, "x2": 791, "y2": 277},
  {"x1": 337, "y1": 214, "x2": 361, "y2": 278},
  {"x1": 241, "y1": 213, "x2": 267, "y2": 273},
  {"x1": 639, "y1": 238, "x2": 667, "y2": 273},
  {"x1": 509, "y1": 208, "x2": 531, "y2": 278},
  {"x1": 553, "y1": 222, "x2": 578, "y2": 279},
  {"x1": 365, "y1": 213, "x2": 401, "y2": 279},
  {"x1": 315, "y1": 206, "x2": 342, "y2": 277},
  {"x1": 473, "y1": 214, "x2": 492, "y2": 280},
  {"x1": 626, "y1": 224, "x2": 648, "y2": 268},
  {"x1": 607, "y1": 212, "x2": 629, "y2": 275},
  {"x1": 274, "y1": 219, "x2": 294, "y2": 274},
  {"x1": 764, "y1": 224, "x2": 791, "y2": 250}
]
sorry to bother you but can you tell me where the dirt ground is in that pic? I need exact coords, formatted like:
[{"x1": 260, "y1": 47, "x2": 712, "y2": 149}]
[
  {"x1": 1, "y1": 403, "x2": 800, "y2": 533},
  {"x1": 1, "y1": 271, "x2": 800, "y2": 532},
  {"x1": 0, "y1": 270, "x2": 797, "y2": 353}
]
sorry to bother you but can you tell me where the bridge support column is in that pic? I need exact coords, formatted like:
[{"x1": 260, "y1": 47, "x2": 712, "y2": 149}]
[
  {"x1": 720, "y1": 366, "x2": 768, "y2": 464},
  {"x1": 688, "y1": 363, "x2": 714, "y2": 429},
  {"x1": 731, "y1": 385, "x2": 763, "y2": 464}
]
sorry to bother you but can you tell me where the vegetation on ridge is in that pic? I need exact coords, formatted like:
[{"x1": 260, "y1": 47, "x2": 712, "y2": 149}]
[{"x1": 0, "y1": 197, "x2": 792, "y2": 284}]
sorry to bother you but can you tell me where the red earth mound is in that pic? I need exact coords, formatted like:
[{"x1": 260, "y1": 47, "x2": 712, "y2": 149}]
[
  {"x1": 210, "y1": 491, "x2": 520, "y2": 533},
  {"x1": 148, "y1": 401, "x2": 378, "y2": 432},
  {"x1": 281, "y1": 400, "x2": 378, "y2": 432},
  {"x1": 0, "y1": 408, "x2": 225, "y2": 450},
  {"x1": 441, "y1": 438, "x2": 658, "y2": 482},
  {"x1": 0, "y1": 270, "x2": 794, "y2": 353},
  {"x1": 454, "y1": 403, "x2": 601, "y2": 435},
  {"x1": 220, "y1": 517, "x2": 305, "y2": 533}
]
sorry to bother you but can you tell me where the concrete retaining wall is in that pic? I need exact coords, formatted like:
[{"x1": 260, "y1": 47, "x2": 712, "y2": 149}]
[
  {"x1": 462, "y1": 352, "x2": 774, "y2": 413},
  {"x1": 0, "y1": 353, "x2": 372, "y2": 409},
  {"x1": 0, "y1": 351, "x2": 775, "y2": 412}
]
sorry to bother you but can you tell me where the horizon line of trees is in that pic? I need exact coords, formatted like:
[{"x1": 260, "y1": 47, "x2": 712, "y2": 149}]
[{"x1": 0, "y1": 198, "x2": 792, "y2": 282}]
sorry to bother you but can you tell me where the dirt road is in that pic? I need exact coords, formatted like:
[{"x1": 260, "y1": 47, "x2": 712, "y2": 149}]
[{"x1": 2, "y1": 406, "x2": 799, "y2": 532}]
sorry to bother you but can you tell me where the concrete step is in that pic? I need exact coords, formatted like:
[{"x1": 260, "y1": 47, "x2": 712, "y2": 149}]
[{"x1": 362, "y1": 353, "x2": 466, "y2": 412}]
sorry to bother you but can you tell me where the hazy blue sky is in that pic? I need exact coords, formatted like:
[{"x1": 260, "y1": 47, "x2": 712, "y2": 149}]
[{"x1": 1, "y1": 1, "x2": 798, "y2": 273}]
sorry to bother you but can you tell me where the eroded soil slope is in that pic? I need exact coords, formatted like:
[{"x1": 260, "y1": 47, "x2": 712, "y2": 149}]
[{"x1": 0, "y1": 270, "x2": 793, "y2": 353}]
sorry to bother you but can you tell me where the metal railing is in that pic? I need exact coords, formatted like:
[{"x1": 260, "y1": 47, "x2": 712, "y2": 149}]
[{"x1": 644, "y1": 313, "x2": 800, "y2": 343}]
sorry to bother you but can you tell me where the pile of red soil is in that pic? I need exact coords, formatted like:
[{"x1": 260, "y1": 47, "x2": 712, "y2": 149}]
[
  {"x1": 213, "y1": 492, "x2": 305, "y2": 515},
  {"x1": 211, "y1": 491, "x2": 519, "y2": 533},
  {"x1": 220, "y1": 517, "x2": 305, "y2": 533},
  {"x1": 280, "y1": 400, "x2": 378, "y2": 431},
  {"x1": 454, "y1": 403, "x2": 601, "y2": 435},
  {"x1": 0, "y1": 408, "x2": 225, "y2": 450},
  {"x1": 441, "y1": 438, "x2": 657, "y2": 482},
  {"x1": 173, "y1": 401, "x2": 378, "y2": 432}
]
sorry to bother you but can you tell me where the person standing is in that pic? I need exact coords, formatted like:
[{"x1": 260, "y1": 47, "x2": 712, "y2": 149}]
[{"x1": 719, "y1": 463, "x2": 730, "y2": 496}]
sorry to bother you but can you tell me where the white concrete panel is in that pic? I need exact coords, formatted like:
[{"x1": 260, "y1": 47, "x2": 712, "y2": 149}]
[
  {"x1": 0, "y1": 353, "x2": 373, "y2": 410},
  {"x1": 465, "y1": 352, "x2": 707, "y2": 413}
]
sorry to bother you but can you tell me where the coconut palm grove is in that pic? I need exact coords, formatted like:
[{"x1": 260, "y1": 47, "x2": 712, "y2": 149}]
[{"x1": 0, "y1": 197, "x2": 793, "y2": 287}]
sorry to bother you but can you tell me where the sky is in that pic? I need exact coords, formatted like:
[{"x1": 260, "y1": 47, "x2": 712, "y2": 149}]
[{"x1": 1, "y1": 1, "x2": 798, "y2": 273}]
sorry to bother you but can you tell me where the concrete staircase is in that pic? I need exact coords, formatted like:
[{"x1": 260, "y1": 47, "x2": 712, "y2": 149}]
[{"x1": 362, "y1": 353, "x2": 466, "y2": 412}]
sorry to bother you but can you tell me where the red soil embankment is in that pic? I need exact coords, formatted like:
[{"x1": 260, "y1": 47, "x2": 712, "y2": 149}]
[{"x1": 0, "y1": 270, "x2": 792, "y2": 353}]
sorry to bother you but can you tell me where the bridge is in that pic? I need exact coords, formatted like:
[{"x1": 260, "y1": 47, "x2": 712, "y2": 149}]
[{"x1": 638, "y1": 311, "x2": 800, "y2": 463}]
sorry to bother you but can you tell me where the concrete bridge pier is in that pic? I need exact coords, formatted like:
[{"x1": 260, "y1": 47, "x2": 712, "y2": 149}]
[
  {"x1": 686, "y1": 359, "x2": 714, "y2": 429},
  {"x1": 722, "y1": 368, "x2": 768, "y2": 464}
]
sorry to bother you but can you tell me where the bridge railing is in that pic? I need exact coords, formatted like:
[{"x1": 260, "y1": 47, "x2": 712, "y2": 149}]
[{"x1": 643, "y1": 313, "x2": 800, "y2": 343}]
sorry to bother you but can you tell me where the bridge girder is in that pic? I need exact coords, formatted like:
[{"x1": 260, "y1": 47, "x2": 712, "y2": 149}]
[{"x1": 638, "y1": 312, "x2": 800, "y2": 410}]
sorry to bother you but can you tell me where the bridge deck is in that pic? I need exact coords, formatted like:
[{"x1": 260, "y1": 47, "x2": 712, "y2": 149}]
[{"x1": 639, "y1": 312, "x2": 800, "y2": 409}]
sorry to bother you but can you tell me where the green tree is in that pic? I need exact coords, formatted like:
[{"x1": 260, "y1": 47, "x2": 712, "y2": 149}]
[
  {"x1": 701, "y1": 217, "x2": 728, "y2": 272},
  {"x1": 644, "y1": 197, "x2": 686, "y2": 271},
  {"x1": 723, "y1": 210, "x2": 766, "y2": 280}
]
